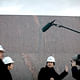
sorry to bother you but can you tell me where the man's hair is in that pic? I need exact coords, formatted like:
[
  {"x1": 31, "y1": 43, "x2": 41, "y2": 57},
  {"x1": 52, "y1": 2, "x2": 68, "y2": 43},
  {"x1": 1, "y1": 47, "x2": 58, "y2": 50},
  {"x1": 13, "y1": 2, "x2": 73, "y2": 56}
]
[
  {"x1": 46, "y1": 62, "x2": 55, "y2": 65},
  {"x1": 5, "y1": 63, "x2": 12, "y2": 68},
  {"x1": 0, "y1": 50, "x2": 4, "y2": 53}
]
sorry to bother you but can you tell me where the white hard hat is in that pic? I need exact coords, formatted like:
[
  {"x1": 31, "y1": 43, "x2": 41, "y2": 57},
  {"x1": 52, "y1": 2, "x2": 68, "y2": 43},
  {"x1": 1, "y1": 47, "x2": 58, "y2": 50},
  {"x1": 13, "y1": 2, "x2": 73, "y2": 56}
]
[
  {"x1": 47, "y1": 56, "x2": 56, "y2": 62},
  {"x1": 0, "y1": 45, "x2": 5, "y2": 52},
  {"x1": 3, "y1": 56, "x2": 14, "y2": 64}
]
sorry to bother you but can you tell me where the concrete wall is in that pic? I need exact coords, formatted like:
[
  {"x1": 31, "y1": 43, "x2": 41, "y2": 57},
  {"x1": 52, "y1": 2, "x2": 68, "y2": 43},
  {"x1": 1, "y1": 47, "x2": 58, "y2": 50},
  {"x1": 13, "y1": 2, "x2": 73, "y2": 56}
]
[{"x1": 0, "y1": 15, "x2": 80, "y2": 80}]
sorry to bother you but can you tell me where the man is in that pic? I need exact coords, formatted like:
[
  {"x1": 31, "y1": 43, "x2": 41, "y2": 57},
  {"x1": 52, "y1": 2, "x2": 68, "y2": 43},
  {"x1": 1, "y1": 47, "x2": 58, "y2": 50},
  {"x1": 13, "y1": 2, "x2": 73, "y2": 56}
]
[
  {"x1": 2, "y1": 56, "x2": 14, "y2": 80},
  {"x1": 0, "y1": 45, "x2": 13, "y2": 80},
  {"x1": 3, "y1": 56, "x2": 14, "y2": 70},
  {"x1": 71, "y1": 54, "x2": 80, "y2": 80},
  {"x1": 38, "y1": 56, "x2": 68, "y2": 80},
  {"x1": 0, "y1": 45, "x2": 5, "y2": 59}
]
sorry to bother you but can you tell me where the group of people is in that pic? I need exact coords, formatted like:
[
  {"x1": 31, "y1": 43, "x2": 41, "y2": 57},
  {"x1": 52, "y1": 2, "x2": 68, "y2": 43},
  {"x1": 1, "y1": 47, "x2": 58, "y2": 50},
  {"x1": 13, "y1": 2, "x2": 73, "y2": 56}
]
[
  {"x1": 0, "y1": 45, "x2": 80, "y2": 80},
  {"x1": 0, "y1": 45, "x2": 14, "y2": 80}
]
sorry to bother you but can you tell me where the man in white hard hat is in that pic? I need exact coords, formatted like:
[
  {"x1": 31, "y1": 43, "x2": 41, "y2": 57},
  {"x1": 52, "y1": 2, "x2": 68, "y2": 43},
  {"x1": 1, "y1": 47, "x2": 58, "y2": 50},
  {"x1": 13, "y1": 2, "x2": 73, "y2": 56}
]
[
  {"x1": 0, "y1": 45, "x2": 7, "y2": 80},
  {"x1": 3, "y1": 56, "x2": 14, "y2": 70},
  {"x1": 0, "y1": 45, "x2": 13, "y2": 80},
  {"x1": 2, "y1": 56, "x2": 14, "y2": 80},
  {"x1": 38, "y1": 56, "x2": 68, "y2": 80}
]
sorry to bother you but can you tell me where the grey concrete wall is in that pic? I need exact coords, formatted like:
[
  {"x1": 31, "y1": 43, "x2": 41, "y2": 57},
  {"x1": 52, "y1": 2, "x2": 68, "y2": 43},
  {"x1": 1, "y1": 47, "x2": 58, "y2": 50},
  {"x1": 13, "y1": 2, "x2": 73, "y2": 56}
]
[{"x1": 0, "y1": 15, "x2": 80, "y2": 80}]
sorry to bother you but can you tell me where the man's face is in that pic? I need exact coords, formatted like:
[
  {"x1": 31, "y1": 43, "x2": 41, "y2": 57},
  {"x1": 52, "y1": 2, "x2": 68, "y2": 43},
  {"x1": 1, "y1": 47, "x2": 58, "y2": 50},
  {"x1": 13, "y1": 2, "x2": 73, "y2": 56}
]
[
  {"x1": 8, "y1": 63, "x2": 14, "y2": 70},
  {"x1": 47, "y1": 62, "x2": 54, "y2": 68},
  {"x1": 0, "y1": 51, "x2": 4, "y2": 59}
]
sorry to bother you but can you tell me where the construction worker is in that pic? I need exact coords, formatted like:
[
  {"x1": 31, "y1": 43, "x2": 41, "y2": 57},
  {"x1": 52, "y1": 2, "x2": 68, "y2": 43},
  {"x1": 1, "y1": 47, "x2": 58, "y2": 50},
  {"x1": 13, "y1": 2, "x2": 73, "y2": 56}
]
[
  {"x1": 0, "y1": 45, "x2": 6, "y2": 79},
  {"x1": 38, "y1": 56, "x2": 68, "y2": 80},
  {"x1": 71, "y1": 54, "x2": 80, "y2": 80},
  {"x1": 0, "y1": 45, "x2": 13, "y2": 80},
  {"x1": 2, "y1": 56, "x2": 14, "y2": 80},
  {"x1": 3, "y1": 56, "x2": 14, "y2": 70}
]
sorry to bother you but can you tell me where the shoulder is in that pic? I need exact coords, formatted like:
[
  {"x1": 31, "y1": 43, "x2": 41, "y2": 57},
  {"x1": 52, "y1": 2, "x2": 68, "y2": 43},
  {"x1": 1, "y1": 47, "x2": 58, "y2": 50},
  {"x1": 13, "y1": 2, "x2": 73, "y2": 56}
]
[
  {"x1": 0, "y1": 59, "x2": 4, "y2": 65},
  {"x1": 40, "y1": 67, "x2": 45, "y2": 70},
  {"x1": 0, "y1": 59, "x2": 2, "y2": 62},
  {"x1": 39, "y1": 67, "x2": 46, "y2": 72},
  {"x1": 72, "y1": 66, "x2": 78, "y2": 70}
]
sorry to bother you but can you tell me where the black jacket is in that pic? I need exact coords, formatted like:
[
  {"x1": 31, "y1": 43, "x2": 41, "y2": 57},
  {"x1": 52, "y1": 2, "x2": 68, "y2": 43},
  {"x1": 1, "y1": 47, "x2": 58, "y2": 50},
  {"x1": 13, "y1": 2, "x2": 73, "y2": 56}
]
[
  {"x1": 0, "y1": 59, "x2": 12, "y2": 80},
  {"x1": 38, "y1": 66, "x2": 68, "y2": 80},
  {"x1": 72, "y1": 66, "x2": 80, "y2": 80}
]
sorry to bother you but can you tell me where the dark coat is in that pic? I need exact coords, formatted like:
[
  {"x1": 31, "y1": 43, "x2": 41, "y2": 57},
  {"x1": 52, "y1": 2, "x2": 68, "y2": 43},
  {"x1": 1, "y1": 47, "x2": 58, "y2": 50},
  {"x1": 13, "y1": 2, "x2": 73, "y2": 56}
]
[
  {"x1": 38, "y1": 66, "x2": 68, "y2": 80},
  {"x1": 72, "y1": 66, "x2": 80, "y2": 80},
  {"x1": 0, "y1": 59, "x2": 12, "y2": 80}
]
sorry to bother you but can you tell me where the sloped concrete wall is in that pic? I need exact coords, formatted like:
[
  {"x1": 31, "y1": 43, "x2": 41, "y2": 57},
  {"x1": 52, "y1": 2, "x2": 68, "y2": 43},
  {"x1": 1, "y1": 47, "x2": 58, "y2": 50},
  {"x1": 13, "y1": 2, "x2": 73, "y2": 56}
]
[{"x1": 0, "y1": 15, "x2": 80, "y2": 80}]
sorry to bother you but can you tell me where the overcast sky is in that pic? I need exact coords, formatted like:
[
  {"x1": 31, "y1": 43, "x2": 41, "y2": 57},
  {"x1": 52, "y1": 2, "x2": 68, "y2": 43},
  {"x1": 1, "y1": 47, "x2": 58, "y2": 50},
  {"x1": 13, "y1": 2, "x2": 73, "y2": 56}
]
[{"x1": 0, "y1": 0, "x2": 80, "y2": 16}]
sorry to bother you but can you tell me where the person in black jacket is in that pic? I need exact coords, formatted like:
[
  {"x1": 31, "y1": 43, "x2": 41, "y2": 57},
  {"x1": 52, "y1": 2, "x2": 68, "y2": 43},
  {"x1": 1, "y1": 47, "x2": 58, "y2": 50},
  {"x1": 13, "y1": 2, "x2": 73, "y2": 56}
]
[
  {"x1": 2, "y1": 56, "x2": 14, "y2": 80},
  {"x1": 3, "y1": 56, "x2": 14, "y2": 70},
  {"x1": 0, "y1": 45, "x2": 13, "y2": 80},
  {"x1": 71, "y1": 60, "x2": 80, "y2": 80},
  {"x1": 38, "y1": 56, "x2": 68, "y2": 80}
]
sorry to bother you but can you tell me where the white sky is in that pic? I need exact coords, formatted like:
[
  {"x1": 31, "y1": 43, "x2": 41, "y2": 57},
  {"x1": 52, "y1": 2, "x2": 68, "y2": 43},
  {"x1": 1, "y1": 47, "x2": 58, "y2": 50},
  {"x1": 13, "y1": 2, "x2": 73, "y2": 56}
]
[{"x1": 0, "y1": 0, "x2": 80, "y2": 16}]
